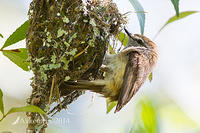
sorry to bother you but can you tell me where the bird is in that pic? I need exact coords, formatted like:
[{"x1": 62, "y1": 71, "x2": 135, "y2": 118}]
[{"x1": 63, "y1": 28, "x2": 158, "y2": 113}]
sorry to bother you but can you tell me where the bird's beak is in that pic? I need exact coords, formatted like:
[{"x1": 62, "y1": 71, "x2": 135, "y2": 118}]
[
  {"x1": 124, "y1": 28, "x2": 136, "y2": 41},
  {"x1": 124, "y1": 27, "x2": 132, "y2": 37}
]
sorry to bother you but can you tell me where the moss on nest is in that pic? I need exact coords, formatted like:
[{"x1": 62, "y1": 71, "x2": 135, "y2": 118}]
[{"x1": 26, "y1": 0, "x2": 126, "y2": 131}]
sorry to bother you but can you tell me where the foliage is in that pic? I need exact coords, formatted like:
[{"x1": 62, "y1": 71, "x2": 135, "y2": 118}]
[
  {"x1": 0, "y1": 88, "x2": 46, "y2": 122},
  {"x1": 170, "y1": 0, "x2": 180, "y2": 16},
  {"x1": 0, "y1": 20, "x2": 30, "y2": 71},
  {"x1": 130, "y1": 98, "x2": 158, "y2": 133},
  {"x1": 148, "y1": 72, "x2": 152, "y2": 82},
  {"x1": 2, "y1": 48, "x2": 29, "y2": 71},
  {"x1": 0, "y1": 33, "x2": 3, "y2": 38},
  {"x1": 123, "y1": 95, "x2": 200, "y2": 133},
  {"x1": 129, "y1": 0, "x2": 145, "y2": 35},
  {"x1": 155, "y1": 11, "x2": 199, "y2": 37},
  {"x1": 106, "y1": 99, "x2": 117, "y2": 114},
  {"x1": 0, "y1": 88, "x2": 4, "y2": 115},
  {"x1": 1, "y1": 20, "x2": 29, "y2": 49},
  {"x1": 117, "y1": 32, "x2": 128, "y2": 46}
]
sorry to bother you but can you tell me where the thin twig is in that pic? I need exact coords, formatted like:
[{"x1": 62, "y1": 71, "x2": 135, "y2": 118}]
[
  {"x1": 56, "y1": 85, "x2": 62, "y2": 109},
  {"x1": 49, "y1": 75, "x2": 55, "y2": 105},
  {"x1": 89, "y1": 11, "x2": 110, "y2": 27}
]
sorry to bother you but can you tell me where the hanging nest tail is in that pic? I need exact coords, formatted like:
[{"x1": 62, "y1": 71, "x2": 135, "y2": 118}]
[{"x1": 26, "y1": 0, "x2": 126, "y2": 128}]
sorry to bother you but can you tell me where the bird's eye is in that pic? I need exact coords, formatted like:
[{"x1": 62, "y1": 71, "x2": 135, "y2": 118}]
[{"x1": 136, "y1": 39, "x2": 143, "y2": 44}]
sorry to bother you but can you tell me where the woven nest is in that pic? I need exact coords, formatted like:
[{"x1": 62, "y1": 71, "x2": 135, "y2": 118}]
[{"x1": 26, "y1": 0, "x2": 126, "y2": 116}]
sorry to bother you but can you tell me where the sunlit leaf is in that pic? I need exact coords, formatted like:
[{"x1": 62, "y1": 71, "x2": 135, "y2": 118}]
[
  {"x1": 1, "y1": 20, "x2": 29, "y2": 49},
  {"x1": 131, "y1": 98, "x2": 157, "y2": 133},
  {"x1": 7, "y1": 105, "x2": 46, "y2": 115},
  {"x1": 141, "y1": 99, "x2": 158, "y2": 133},
  {"x1": 106, "y1": 99, "x2": 117, "y2": 114},
  {"x1": 129, "y1": 0, "x2": 145, "y2": 35},
  {"x1": 130, "y1": 126, "x2": 146, "y2": 133},
  {"x1": 108, "y1": 43, "x2": 115, "y2": 54},
  {"x1": 155, "y1": 11, "x2": 198, "y2": 37},
  {"x1": 159, "y1": 100, "x2": 200, "y2": 128},
  {"x1": 0, "y1": 33, "x2": 3, "y2": 38},
  {"x1": 0, "y1": 88, "x2": 4, "y2": 115},
  {"x1": 148, "y1": 72, "x2": 152, "y2": 82},
  {"x1": 117, "y1": 32, "x2": 128, "y2": 46},
  {"x1": 2, "y1": 48, "x2": 30, "y2": 71},
  {"x1": 171, "y1": 0, "x2": 179, "y2": 16}
]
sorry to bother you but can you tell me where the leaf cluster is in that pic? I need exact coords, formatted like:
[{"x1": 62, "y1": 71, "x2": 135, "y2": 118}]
[{"x1": 0, "y1": 88, "x2": 45, "y2": 122}]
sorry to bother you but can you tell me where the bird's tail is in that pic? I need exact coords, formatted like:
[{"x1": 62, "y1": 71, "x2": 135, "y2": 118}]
[{"x1": 61, "y1": 80, "x2": 105, "y2": 94}]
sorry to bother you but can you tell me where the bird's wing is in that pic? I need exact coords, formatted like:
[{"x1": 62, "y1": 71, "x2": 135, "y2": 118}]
[{"x1": 115, "y1": 52, "x2": 149, "y2": 113}]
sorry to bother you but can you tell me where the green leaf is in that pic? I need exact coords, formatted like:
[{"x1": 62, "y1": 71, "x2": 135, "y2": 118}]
[
  {"x1": 7, "y1": 105, "x2": 46, "y2": 115},
  {"x1": 171, "y1": 0, "x2": 179, "y2": 17},
  {"x1": 2, "y1": 48, "x2": 30, "y2": 71},
  {"x1": 0, "y1": 33, "x2": 3, "y2": 38},
  {"x1": 130, "y1": 125, "x2": 146, "y2": 133},
  {"x1": 0, "y1": 88, "x2": 4, "y2": 115},
  {"x1": 1, "y1": 20, "x2": 29, "y2": 49},
  {"x1": 117, "y1": 32, "x2": 128, "y2": 46},
  {"x1": 106, "y1": 99, "x2": 117, "y2": 114},
  {"x1": 148, "y1": 72, "x2": 152, "y2": 82},
  {"x1": 155, "y1": 11, "x2": 198, "y2": 37},
  {"x1": 108, "y1": 43, "x2": 115, "y2": 54},
  {"x1": 141, "y1": 99, "x2": 157, "y2": 133},
  {"x1": 129, "y1": 0, "x2": 145, "y2": 35},
  {"x1": 158, "y1": 97, "x2": 200, "y2": 128}
]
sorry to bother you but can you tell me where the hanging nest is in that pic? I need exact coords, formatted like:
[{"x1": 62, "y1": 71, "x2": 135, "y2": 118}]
[{"x1": 26, "y1": 0, "x2": 126, "y2": 131}]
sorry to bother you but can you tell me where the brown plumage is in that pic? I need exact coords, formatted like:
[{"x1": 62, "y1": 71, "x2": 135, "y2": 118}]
[{"x1": 63, "y1": 30, "x2": 158, "y2": 113}]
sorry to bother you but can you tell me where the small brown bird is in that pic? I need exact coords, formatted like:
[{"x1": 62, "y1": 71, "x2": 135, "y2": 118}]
[{"x1": 64, "y1": 29, "x2": 158, "y2": 112}]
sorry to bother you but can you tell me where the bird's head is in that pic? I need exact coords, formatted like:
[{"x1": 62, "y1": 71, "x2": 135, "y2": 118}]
[{"x1": 124, "y1": 28, "x2": 157, "y2": 51}]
